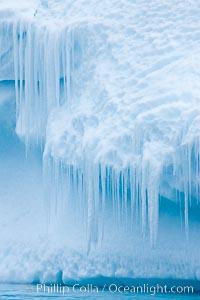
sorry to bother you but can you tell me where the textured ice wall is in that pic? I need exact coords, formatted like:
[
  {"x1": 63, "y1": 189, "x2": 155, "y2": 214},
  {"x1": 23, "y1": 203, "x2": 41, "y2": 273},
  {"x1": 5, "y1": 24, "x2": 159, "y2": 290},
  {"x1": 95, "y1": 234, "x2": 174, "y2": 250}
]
[{"x1": 0, "y1": 0, "x2": 200, "y2": 282}]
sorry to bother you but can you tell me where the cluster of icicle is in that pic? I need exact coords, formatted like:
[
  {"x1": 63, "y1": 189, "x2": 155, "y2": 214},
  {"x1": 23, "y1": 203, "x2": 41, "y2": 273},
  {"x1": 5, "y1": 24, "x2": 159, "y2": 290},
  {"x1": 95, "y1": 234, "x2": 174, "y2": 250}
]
[
  {"x1": 43, "y1": 138, "x2": 200, "y2": 249},
  {"x1": 1, "y1": 17, "x2": 200, "y2": 249},
  {"x1": 12, "y1": 18, "x2": 82, "y2": 147}
]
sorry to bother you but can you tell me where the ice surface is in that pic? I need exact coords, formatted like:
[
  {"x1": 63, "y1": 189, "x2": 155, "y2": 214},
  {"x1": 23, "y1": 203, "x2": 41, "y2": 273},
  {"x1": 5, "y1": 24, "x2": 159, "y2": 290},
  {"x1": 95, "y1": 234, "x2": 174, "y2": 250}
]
[{"x1": 0, "y1": 0, "x2": 200, "y2": 283}]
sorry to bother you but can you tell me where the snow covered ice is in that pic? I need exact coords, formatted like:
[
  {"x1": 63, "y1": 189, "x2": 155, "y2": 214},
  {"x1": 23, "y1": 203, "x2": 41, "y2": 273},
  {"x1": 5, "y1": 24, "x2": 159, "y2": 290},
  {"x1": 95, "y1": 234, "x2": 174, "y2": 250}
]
[{"x1": 0, "y1": 0, "x2": 200, "y2": 284}]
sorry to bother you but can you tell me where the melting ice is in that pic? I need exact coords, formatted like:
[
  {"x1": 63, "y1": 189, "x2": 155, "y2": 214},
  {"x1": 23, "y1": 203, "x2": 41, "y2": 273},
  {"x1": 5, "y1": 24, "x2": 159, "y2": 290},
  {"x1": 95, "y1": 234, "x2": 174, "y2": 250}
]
[{"x1": 0, "y1": 0, "x2": 200, "y2": 283}]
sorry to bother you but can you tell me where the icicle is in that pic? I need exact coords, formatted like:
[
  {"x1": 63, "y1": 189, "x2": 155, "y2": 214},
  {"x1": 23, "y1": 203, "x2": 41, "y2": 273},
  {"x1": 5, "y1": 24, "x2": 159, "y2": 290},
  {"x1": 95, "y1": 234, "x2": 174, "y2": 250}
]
[
  {"x1": 141, "y1": 163, "x2": 147, "y2": 236},
  {"x1": 66, "y1": 28, "x2": 71, "y2": 107},
  {"x1": 13, "y1": 21, "x2": 19, "y2": 120}
]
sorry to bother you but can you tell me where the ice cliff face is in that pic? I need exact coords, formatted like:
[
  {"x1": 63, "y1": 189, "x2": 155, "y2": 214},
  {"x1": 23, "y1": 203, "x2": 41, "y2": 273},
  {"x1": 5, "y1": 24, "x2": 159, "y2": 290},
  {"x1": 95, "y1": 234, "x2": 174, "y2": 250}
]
[{"x1": 0, "y1": 0, "x2": 200, "y2": 283}]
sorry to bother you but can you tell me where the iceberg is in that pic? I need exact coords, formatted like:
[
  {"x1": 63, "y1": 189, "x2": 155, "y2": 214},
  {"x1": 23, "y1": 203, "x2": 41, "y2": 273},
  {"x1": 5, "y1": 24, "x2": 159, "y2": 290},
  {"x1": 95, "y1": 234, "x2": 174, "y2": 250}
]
[{"x1": 0, "y1": 0, "x2": 200, "y2": 284}]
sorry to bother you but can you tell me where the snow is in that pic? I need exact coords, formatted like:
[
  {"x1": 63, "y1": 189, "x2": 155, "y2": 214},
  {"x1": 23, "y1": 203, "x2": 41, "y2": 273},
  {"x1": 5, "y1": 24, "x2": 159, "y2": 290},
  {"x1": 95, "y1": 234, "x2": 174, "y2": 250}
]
[{"x1": 0, "y1": 0, "x2": 200, "y2": 283}]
